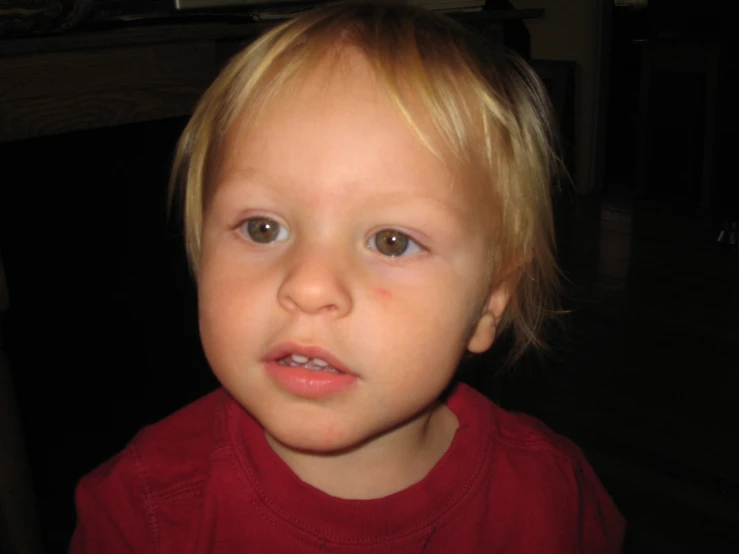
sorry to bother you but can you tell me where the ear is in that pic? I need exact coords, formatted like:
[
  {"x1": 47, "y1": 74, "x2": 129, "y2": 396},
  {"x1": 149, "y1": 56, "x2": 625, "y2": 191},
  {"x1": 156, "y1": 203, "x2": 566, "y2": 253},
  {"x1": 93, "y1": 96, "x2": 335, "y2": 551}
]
[{"x1": 466, "y1": 277, "x2": 513, "y2": 354}]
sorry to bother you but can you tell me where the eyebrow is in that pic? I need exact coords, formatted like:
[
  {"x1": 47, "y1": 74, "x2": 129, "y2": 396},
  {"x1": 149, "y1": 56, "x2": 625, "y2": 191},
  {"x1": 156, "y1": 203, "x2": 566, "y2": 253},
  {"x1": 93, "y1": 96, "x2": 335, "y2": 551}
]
[
  {"x1": 358, "y1": 192, "x2": 472, "y2": 233},
  {"x1": 215, "y1": 169, "x2": 473, "y2": 229},
  {"x1": 214, "y1": 167, "x2": 267, "y2": 190}
]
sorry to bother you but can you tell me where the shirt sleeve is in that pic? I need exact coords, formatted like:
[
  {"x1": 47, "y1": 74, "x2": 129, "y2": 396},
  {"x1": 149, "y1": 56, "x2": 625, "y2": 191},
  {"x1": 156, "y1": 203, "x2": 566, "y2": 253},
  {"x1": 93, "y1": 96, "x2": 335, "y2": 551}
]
[
  {"x1": 69, "y1": 449, "x2": 155, "y2": 554},
  {"x1": 575, "y1": 452, "x2": 627, "y2": 554}
]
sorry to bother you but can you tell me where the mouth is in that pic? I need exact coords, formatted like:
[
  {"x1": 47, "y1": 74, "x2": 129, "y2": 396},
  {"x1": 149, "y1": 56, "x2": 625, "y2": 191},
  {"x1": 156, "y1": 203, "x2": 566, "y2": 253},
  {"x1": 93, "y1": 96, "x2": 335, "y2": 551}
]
[
  {"x1": 277, "y1": 353, "x2": 344, "y2": 374},
  {"x1": 264, "y1": 343, "x2": 357, "y2": 398},
  {"x1": 266, "y1": 343, "x2": 351, "y2": 375}
]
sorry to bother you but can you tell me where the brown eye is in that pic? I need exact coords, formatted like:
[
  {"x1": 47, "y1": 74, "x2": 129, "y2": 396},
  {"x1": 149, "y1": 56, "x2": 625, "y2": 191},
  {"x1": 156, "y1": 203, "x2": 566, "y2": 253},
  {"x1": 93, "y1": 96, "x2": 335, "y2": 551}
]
[
  {"x1": 245, "y1": 217, "x2": 289, "y2": 244},
  {"x1": 371, "y1": 229, "x2": 420, "y2": 257}
]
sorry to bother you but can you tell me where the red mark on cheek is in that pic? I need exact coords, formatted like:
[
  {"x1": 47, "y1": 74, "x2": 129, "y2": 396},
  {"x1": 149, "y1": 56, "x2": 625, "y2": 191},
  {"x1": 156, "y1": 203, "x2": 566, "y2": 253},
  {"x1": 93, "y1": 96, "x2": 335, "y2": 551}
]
[{"x1": 376, "y1": 287, "x2": 391, "y2": 300}]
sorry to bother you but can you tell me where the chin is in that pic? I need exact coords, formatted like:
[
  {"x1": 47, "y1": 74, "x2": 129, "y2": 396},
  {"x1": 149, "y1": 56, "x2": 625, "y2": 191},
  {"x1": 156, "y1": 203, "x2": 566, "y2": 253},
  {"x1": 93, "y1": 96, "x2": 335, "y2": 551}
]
[{"x1": 266, "y1": 419, "x2": 368, "y2": 456}]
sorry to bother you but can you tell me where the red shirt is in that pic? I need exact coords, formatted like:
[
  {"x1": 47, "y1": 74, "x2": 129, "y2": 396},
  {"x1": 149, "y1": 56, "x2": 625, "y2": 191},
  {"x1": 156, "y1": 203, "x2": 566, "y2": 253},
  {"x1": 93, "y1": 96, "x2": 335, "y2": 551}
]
[{"x1": 71, "y1": 384, "x2": 625, "y2": 553}]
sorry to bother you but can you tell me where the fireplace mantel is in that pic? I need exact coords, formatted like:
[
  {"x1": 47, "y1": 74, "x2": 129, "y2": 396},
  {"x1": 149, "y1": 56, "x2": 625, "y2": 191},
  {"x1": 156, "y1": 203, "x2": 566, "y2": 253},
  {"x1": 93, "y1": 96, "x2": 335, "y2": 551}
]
[{"x1": 0, "y1": 9, "x2": 543, "y2": 143}]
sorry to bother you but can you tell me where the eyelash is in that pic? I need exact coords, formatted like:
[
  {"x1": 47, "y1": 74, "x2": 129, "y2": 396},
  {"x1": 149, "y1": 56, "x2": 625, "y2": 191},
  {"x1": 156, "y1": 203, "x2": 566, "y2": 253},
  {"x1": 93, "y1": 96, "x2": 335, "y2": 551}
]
[{"x1": 238, "y1": 217, "x2": 425, "y2": 258}]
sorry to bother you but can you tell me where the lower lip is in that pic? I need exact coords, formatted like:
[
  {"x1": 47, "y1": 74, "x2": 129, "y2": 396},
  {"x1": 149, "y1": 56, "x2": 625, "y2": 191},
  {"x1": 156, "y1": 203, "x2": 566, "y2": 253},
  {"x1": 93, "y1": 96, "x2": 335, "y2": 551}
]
[{"x1": 265, "y1": 361, "x2": 358, "y2": 398}]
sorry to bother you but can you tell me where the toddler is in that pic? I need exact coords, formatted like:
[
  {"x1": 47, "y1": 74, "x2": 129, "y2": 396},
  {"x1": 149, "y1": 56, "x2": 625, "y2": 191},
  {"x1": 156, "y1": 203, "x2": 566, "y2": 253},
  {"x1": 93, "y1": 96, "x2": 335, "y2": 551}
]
[{"x1": 71, "y1": 2, "x2": 626, "y2": 552}]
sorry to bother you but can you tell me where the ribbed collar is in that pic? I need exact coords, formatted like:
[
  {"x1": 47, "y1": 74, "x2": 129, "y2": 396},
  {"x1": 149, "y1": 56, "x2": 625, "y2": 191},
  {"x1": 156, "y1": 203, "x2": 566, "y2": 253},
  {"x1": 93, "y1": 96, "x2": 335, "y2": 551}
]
[{"x1": 226, "y1": 383, "x2": 495, "y2": 545}]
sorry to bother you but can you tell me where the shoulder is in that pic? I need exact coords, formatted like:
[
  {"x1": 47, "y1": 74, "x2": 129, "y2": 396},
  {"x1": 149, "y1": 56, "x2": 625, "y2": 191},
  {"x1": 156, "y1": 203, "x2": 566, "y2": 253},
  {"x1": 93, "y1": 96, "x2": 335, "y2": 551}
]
[
  {"x1": 452, "y1": 383, "x2": 582, "y2": 457},
  {"x1": 82, "y1": 388, "x2": 231, "y2": 499},
  {"x1": 453, "y1": 383, "x2": 592, "y2": 474},
  {"x1": 489, "y1": 410, "x2": 626, "y2": 551},
  {"x1": 451, "y1": 384, "x2": 626, "y2": 551},
  {"x1": 494, "y1": 403, "x2": 587, "y2": 469},
  {"x1": 71, "y1": 389, "x2": 231, "y2": 553},
  {"x1": 489, "y1": 404, "x2": 595, "y2": 504},
  {"x1": 130, "y1": 388, "x2": 231, "y2": 493}
]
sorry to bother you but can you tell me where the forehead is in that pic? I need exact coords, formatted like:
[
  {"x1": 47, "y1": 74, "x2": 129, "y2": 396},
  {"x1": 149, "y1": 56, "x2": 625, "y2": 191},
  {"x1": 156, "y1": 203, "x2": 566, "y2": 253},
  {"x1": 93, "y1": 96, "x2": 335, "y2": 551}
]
[
  {"x1": 215, "y1": 48, "x2": 495, "y2": 223},
  {"x1": 225, "y1": 47, "x2": 428, "y2": 159}
]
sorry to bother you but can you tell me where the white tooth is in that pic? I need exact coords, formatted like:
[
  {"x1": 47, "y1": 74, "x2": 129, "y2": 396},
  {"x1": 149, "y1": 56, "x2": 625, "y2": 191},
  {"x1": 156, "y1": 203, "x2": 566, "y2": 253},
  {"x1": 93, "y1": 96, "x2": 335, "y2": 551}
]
[
  {"x1": 291, "y1": 354, "x2": 309, "y2": 363},
  {"x1": 311, "y1": 358, "x2": 329, "y2": 367}
]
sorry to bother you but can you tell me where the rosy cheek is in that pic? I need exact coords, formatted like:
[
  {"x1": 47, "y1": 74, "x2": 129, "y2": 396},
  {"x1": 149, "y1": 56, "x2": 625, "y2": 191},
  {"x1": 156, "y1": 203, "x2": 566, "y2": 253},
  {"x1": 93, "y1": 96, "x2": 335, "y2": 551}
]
[{"x1": 376, "y1": 287, "x2": 391, "y2": 300}]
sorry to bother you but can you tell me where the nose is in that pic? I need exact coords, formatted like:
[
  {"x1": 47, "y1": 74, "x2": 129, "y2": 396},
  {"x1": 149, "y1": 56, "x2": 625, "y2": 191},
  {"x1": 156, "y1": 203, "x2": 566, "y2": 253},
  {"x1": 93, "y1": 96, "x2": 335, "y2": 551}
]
[{"x1": 277, "y1": 243, "x2": 353, "y2": 317}]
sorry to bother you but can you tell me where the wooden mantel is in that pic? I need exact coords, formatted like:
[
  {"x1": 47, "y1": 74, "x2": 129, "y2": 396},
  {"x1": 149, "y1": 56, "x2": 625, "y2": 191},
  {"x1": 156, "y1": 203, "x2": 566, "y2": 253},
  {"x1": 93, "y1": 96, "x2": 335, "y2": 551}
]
[{"x1": 0, "y1": 9, "x2": 543, "y2": 144}]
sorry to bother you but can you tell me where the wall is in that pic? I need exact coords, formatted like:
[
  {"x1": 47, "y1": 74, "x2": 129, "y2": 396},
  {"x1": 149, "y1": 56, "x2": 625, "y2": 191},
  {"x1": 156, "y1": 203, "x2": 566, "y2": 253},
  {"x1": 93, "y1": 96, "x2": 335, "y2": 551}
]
[{"x1": 516, "y1": 0, "x2": 607, "y2": 193}]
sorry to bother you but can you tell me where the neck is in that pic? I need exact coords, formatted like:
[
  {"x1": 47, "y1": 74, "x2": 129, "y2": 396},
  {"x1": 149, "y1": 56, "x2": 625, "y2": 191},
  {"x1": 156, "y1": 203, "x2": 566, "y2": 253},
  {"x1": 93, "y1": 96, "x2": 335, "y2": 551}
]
[{"x1": 265, "y1": 402, "x2": 459, "y2": 500}]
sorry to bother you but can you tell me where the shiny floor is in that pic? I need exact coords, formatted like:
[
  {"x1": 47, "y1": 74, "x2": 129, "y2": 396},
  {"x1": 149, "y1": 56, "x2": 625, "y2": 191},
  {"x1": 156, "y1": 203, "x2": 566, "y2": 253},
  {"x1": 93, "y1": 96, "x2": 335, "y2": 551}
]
[{"x1": 2, "y1": 119, "x2": 738, "y2": 552}]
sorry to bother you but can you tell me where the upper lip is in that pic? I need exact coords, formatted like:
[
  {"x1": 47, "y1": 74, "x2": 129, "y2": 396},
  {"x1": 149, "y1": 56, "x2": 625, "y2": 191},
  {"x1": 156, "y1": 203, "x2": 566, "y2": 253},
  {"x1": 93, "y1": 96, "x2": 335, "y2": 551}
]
[{"x1": 265, "y1": 342, "x2": 353, "y2": 374}]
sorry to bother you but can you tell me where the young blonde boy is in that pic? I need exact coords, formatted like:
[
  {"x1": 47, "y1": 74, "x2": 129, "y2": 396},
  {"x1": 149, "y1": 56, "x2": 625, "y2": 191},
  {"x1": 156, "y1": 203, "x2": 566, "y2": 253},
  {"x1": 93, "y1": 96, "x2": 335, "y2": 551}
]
[{"x1": 71, "y1": 2, "x2": 625, "y2": 552}]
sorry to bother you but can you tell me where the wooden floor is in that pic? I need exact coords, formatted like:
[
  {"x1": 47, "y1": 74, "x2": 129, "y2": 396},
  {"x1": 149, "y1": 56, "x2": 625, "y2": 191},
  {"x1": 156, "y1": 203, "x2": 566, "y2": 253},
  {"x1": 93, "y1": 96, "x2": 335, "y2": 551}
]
[{"x1": 1, "y1": 119, "x2": 738, "y2": 552}]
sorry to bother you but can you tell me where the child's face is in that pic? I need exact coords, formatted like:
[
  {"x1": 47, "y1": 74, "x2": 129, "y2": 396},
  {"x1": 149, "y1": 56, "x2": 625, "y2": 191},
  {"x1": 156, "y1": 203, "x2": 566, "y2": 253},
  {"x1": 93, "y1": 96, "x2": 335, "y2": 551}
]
[{"x1": 198, "y1": 50, "x2": 509, "y2": 456}]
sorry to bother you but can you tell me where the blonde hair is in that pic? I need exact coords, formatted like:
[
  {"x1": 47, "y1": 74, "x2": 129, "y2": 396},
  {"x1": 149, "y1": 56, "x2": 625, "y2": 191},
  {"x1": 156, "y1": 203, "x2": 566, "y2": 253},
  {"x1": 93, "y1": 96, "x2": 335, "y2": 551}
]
[{"x1": 170, "y1": 0, "x2": 563, "y2": 363}]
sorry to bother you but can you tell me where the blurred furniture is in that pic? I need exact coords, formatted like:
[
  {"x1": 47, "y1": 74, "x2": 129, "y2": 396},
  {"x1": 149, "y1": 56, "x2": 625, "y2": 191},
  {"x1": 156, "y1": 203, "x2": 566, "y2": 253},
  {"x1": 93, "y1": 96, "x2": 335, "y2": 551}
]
[
  {"x1": 635, "y1": 40, "x2": 720, "y2": 209},
  {"x1": 0, "y1": 22, "x2": 267, "y2": 143},
  {"x1": 0, "y1": 0, "x2": 94, "y2": 37}
]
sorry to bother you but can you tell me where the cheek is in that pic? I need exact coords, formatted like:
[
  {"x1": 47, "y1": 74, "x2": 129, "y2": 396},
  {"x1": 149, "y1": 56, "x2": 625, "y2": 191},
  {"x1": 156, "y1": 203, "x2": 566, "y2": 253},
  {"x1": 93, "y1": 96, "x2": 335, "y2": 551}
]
[
  {"x1": 198, "y1": 289, "x2": 237, "y2": 366},
  {"x1": 198, "y1": 277, "x2": 236, "y2": 331},
  {"x1": 198, "y1": 267, "x2": 262, "y2": 350}
]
